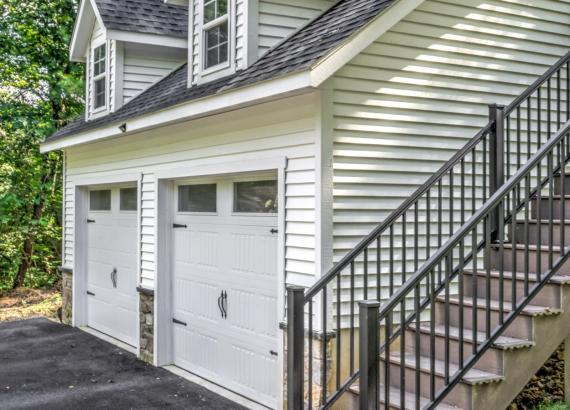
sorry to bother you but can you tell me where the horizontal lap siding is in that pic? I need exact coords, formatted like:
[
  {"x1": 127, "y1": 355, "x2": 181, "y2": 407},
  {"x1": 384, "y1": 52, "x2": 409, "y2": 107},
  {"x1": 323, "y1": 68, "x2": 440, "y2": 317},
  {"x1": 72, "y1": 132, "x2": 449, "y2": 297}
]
[
  {"x1": 64, "y1": 95, "x2": 319, "y2": 289},
  {"x1": 123, "y1": 54, "x2": 184, "y2": 105},
  {"x1": 331, "y1": 0, "x2": 570, "y2": 323},
  {"x1": 257, "y1": 0, "x2": 336, "y2": 57}
]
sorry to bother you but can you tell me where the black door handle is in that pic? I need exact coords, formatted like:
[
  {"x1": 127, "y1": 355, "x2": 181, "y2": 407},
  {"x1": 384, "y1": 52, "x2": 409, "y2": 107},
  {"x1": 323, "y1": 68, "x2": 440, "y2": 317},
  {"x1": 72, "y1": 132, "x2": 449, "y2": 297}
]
[
  {"x1": 217, "y1": 293, "x2": 224, "y2": 318},
  {"x1": 172, "y1": 318, "x2": 187, "y2": 326},
  {"x1": 222, "y1": 291, "x2": 227, "y2": 319},
  {"x1": 110, "y1": 268, "x2": 117, "y2": 288}
]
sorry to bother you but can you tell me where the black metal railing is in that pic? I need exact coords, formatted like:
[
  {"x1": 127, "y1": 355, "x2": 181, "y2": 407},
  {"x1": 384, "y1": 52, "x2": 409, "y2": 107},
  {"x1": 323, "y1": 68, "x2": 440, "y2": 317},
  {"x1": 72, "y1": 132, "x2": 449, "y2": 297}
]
[{"x1": 287, "y1": 50, "x2": 570, "y2": 409}]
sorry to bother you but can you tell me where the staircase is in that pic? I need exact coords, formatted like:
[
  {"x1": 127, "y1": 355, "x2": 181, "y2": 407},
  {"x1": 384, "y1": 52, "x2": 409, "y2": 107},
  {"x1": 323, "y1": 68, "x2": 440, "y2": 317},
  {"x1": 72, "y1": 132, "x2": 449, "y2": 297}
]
[{"x1": 286, "y1": 51, "x2": 570, "y2": 410}]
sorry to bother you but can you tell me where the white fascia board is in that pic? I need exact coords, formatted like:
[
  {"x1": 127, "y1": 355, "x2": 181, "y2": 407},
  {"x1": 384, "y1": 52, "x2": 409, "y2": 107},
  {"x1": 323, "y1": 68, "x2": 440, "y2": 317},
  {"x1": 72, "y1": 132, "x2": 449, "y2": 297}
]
[
  {"x1": 40, "y1": 70, "x2": 313, "y2": 153},
  {"x1": 107, "y1": 30, "x2": 188, "y2": 49},
  {"x1": 309, "y1": 0, "x2": 425, "y2": 87},
  {"x1": 70, "y1": 0, "x2": 106, "y2": 62}
]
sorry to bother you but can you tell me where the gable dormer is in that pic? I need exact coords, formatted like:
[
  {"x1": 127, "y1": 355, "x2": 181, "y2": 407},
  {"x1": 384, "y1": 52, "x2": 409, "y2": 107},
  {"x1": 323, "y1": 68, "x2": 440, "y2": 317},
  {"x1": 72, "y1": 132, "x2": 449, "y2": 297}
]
[
  {"x1": 187, "y1": 0, "x2": 337, "y2": 86},
  {"x1": 70, "y1": 0, "x2": 188, "y2": 120}
]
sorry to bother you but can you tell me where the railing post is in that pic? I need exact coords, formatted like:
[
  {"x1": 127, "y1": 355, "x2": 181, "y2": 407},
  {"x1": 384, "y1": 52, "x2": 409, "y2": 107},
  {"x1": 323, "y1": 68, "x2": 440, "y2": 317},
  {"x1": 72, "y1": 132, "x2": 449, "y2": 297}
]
[
  {"x1": 489, "y1": 103, "x2": 506, "y2": 241},
  {"x1": 359, "y1": 300, "x2": 380, "y2": 410},
  {"x1": 287, "y1": 286, "x2": 305, "y2": 410}
]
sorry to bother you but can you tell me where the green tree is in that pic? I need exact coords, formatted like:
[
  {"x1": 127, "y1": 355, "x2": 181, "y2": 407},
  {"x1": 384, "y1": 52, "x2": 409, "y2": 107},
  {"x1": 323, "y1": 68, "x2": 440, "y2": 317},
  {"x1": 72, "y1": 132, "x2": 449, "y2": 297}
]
[{"x1": 0, "y1": 0, "x2": 84, "y2": 290}]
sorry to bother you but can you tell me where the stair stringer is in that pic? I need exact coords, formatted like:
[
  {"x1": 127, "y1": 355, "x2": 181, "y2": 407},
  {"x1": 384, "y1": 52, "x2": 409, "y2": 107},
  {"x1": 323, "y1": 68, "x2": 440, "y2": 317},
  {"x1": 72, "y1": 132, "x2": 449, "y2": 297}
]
[{"x1": 469, "y1": 283, "x2": 570, "y2": 410}]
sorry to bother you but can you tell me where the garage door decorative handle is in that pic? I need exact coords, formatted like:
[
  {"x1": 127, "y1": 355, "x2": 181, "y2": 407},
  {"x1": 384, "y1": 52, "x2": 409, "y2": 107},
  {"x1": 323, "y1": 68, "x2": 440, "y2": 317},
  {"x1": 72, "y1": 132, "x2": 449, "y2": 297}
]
[
  {"x1": 110, "y1": 268, "x2": 118, "y2": 288},
  {"x1": 87, "y1": 219, "x2": 96, "y2": 223},
  {"x1": 218, "y1": 291, "x2": 228, "y2": 319},
  {"x1": 172, "y1": 318, "x2": 187, "y2": 326},
  {"x1": 173, "y1": 223, "x2": 187, "y2": 229}
]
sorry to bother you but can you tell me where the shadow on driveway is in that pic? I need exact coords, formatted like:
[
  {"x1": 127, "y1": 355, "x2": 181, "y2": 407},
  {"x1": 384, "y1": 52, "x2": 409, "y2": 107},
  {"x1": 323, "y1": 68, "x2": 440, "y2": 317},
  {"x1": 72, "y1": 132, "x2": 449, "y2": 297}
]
[{"x1": 0, "y1": 318, "x2": 247, "y2": 409}]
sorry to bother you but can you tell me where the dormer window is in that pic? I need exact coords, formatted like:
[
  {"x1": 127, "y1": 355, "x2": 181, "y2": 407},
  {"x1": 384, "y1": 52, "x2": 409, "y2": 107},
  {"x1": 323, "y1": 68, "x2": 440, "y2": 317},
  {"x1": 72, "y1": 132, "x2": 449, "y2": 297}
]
[
  {"x1": 203, "y1": 0, "x2": 229, "y2": 70},
  {"x1": 93, "y1": 43, "x2": 107, "y2": 110}
]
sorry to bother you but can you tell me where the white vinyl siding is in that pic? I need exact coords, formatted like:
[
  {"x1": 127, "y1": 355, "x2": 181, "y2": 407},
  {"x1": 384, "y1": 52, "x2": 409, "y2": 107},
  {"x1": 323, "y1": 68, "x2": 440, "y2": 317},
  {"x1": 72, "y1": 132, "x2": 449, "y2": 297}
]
[
  {"x1": 63, "y1": 94, "x2": 319, "y2": 290},
  {"x1": 329, "y1": 0, "x2": 570, "y2": 323},
  {"x1": 257, "y1": 0, "x2": 336, "y2": 57},
  {"x1": 122, "y1": 54, "x2": 183, "y2": 105}
]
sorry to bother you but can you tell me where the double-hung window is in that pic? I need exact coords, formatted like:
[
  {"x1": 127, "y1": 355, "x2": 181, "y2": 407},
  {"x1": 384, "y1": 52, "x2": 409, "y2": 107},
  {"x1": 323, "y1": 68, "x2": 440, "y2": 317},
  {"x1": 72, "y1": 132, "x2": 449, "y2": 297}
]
[
  {"x1": 203, "y1": 0, "x2": 229, "y2": 70},
  {"x1": 92, "y1": 43, "x2": 107, "y2": 110}
]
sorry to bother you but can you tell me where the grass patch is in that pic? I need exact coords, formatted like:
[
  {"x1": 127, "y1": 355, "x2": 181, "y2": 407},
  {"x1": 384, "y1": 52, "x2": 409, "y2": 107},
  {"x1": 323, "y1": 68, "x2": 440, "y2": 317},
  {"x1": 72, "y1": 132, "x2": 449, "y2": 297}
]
[
  {"x1": 0, "y1": 288, "x2": 61, "y2": 322},
  {"x1": 535, "y1": 403, "x2": 570, "y2": 410}
]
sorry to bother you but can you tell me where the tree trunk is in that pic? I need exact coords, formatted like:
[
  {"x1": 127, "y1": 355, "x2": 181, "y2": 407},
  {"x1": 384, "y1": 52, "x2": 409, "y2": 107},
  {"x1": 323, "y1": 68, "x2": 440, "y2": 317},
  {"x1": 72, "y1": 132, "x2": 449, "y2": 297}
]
[{"x1": 12, "y1": 197, "x2": 45, "y2": 289}]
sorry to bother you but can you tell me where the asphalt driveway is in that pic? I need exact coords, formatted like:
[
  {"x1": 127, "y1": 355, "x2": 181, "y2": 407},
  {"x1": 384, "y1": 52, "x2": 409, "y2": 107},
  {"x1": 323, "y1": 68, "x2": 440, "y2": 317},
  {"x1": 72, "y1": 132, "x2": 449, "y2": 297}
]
[{"x1": 0, "y1": 318, "x2": 247, "y2": 410}]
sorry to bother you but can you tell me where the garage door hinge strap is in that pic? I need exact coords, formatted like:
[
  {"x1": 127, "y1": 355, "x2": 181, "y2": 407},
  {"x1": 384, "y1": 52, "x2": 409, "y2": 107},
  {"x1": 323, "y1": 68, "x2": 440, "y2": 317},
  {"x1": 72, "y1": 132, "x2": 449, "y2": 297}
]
[
  {"x1": 87, "y1": 219, "x2": 96, "y2": 223},
  {"x1": 86, "y1": 291, "x2": 95, "y2": 296},
  {"x1": 173, "y1": 224, "x2": 187, "y2": 229},
  {"x1": 172, "y1": 318, "x2": 187, "y2": 326}
]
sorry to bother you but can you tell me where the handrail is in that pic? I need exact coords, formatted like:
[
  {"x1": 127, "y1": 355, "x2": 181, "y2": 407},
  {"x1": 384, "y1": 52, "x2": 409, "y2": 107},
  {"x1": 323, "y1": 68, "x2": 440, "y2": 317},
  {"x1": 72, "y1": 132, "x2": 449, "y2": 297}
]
[
  {"x1": 389, "y1": 119, "x2": 570, "y2": 409},
  {"x1": 290, "y1": 50, "x2": 570, "y2": 410},
  {"x1": 304, "y1": 122, "x2": 491, "y2": 301},
  {"x1": 380, "y1": 119, "x2": 570, "y2": 321},
  {"x1": 505, "y1": 50, "x2": 570, "y2": 116},
  {"x1": 305, "y1": 50, "x2": 570, "y2": 302}
]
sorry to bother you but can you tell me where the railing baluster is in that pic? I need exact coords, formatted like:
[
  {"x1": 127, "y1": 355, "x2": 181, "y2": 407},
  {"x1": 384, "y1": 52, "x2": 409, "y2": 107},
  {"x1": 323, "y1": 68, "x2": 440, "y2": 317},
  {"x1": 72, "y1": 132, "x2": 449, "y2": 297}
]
[
  {"x1": 377, "y1": 237, "x2": 381, "y2": 302},
  {"x1": 385, "y1": 314, "x2": 392, "y2": 409},
  {"x1": 309, "y1": 300, "x2": 313, "y2": 410},
  {"x1": 429, "y1": 269, "x2": 436, "y2": 401},
  {"x1": 472, "y1": 226, "x2": 478, "y2": 354},
  {"x1": 350, "y1": 261, "x2": 355, "y2": 375},
  {"x1": 414, "y1": 285, "x2": 421, "y2": 410},
  {"x1": 336, "y1": 274, "x2": 341, "y2": 390},
  {"x1": 524, "y1": 175, "x2": 530, "y2": 296},
  {"x1": 359, "y1": 301, "x2": 380, "y2": 410},
  {"x1": 390, "y1": 225, "x2": 394, "y2": 296},
  {"x1": 561, "y1": 137, "x2": 566, "y2": 255},
  {"x1": 548, "y1": 151, "x2": 554, "y2": 269},
  {"x1": 402, "y1": 213, "x2": 407, "y2": 284},
  {"x1": 485, "y1": 215, "x2": 492, "y2": 339},
  {"x1": 364, "y1": 248, "x2": 369, "y2": 300},
  {"x1": 444, "y1": 254, "x2": 451, "y2": 384},
  {"x1": 322, "y1": 287, "x2": 327, "y2": 404},
  {"x1": 400, "y1": 300, "x2": 406, "y2": 409},
  {"x1": 511, "y1": 189, "x2": 517, "y2": 312}
]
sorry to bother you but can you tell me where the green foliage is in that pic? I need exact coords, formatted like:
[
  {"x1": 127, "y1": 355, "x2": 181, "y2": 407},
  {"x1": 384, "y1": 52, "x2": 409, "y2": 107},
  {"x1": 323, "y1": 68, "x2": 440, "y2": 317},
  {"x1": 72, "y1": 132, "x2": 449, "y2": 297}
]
[
  {"x1": 0, "y1": 0, "x2": 84, "y2": 290},
  {"x1": 535, "y1": 403, "x2": 570, "y2": 410}
]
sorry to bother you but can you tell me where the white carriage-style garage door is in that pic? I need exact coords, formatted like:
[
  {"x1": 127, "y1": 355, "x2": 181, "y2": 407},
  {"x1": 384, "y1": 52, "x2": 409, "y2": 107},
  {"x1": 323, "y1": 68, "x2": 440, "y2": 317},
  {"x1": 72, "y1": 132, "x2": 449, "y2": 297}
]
[
  {"x1": 171, "y1": 174, "x2": 279, "y2": 409},
  {"x1": 86, "y1": 185, "x2": 138, "y2": 347}
]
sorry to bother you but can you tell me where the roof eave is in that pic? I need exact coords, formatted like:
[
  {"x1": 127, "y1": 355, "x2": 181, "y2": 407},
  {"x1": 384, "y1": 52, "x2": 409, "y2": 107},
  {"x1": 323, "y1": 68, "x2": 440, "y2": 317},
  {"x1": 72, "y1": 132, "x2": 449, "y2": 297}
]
[
  {"x1": 69, "y1": 0, "x2": 106, "y2": 62},
  {"x1": 40, "y1": 70, "x2": 314, "y2": 153}
]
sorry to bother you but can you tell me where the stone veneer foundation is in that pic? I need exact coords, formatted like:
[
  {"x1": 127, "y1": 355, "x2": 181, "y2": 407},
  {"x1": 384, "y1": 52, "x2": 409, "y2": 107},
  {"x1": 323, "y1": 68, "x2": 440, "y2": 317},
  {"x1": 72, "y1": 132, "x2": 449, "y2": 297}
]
[
  {"x1": 138, "y1": 288, "x2": 155, "y2": 364},
  {"x1": 61, "y1": 267, "x2": 73, "y2": 325}
]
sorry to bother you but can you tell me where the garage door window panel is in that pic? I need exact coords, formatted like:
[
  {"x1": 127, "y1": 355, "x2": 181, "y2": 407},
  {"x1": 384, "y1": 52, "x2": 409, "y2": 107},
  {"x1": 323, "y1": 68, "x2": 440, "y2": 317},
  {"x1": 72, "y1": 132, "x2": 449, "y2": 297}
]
[
  {"x1": 178, "y1": 184, "x2": 217, "y2": 213},
  {"x1": 233, "y1": 180, "x2": 278, "y2": 214},
  {"x1": 89, "y1": 190, "x2": 111, "y2": 211},
  {"x1": 120, "y1": 188, "x2": 138, "y2": 212}
]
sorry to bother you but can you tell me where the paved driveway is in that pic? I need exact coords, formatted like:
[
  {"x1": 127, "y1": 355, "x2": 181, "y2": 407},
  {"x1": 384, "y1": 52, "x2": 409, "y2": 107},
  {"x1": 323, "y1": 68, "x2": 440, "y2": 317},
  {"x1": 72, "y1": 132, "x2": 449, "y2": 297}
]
[{"x1": 0, "y1": 318, "x2": 247, "y2": 410}]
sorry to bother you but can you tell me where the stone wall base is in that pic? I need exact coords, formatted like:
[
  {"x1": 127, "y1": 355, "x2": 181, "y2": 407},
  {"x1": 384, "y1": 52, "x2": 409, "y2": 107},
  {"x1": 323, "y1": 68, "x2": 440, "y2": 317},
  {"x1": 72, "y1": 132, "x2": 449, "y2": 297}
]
[
  {"x1": 139, "y1": 289, "x2": 154, "y2": 364},
  {"x1": 61, "y1": 269, "x2": 73, "y2": 325}
]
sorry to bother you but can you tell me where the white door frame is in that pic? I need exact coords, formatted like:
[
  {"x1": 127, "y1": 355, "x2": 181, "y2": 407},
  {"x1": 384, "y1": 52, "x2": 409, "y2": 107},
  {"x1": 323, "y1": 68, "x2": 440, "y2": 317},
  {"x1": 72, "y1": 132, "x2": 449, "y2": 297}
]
[
  {"x1": 154, "y1": 157, "x2": 287, "y2": 409},
  {"x1": 71, "y1": 173, "x2": 142, "y2": 351}
]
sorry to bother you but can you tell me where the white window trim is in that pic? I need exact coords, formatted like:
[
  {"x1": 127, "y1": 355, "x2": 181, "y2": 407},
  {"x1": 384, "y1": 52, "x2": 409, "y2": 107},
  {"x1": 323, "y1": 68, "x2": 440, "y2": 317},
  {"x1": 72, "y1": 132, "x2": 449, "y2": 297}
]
[
  {"x1": 91, "y1": 40, "x2": 109, "y2": 116},
  {"x1": 197, "y1": 0, "x2": 236, "y2": 84}
]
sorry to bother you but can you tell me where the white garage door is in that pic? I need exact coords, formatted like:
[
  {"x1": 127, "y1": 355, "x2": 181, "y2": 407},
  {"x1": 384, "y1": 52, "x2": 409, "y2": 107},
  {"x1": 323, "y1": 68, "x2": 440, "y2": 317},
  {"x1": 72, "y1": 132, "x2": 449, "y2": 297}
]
[
  {"x1": 172, "y1": 176, "x2": 279, "y2": 409},
  {"x1": 86, "y1": 186, "x2": 138, "y2": 347}
]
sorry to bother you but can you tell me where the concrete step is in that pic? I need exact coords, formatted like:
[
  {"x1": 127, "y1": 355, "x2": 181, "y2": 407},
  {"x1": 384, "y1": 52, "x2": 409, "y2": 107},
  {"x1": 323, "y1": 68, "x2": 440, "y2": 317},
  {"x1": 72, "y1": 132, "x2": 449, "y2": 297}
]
[
  {"x1": 436, "y1": 295, "x2": 560, "y2": 340},
  {"x1": 531, "y1": 196, "x2": 570, "y2": 220},
  {"x1": 490, "y1": 243, "x2": 570, "y2": 275},
  {"x1": 381, "y1": 351, "x2": 502, "y2": 409},
  {"x1": 510, "y1": 218, "x2": 570, "y2": 247},
  {"x1": 405, "y1": 323, "x2": 533, "y2": 375},
  {"x1": 461, "y1": 269, "x2": 563, "y2": 309}
]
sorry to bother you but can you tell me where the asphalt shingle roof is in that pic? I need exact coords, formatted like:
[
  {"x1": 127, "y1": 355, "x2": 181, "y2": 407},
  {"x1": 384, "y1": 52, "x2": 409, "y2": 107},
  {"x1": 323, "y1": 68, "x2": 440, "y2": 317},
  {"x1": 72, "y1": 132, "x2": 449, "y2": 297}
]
[
  {"x1": 95, "y1": 0, "x2": 188, "y2": 38},
  {"x1": 48, "y1": 0, "x2": 395, "y2": 142}
]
